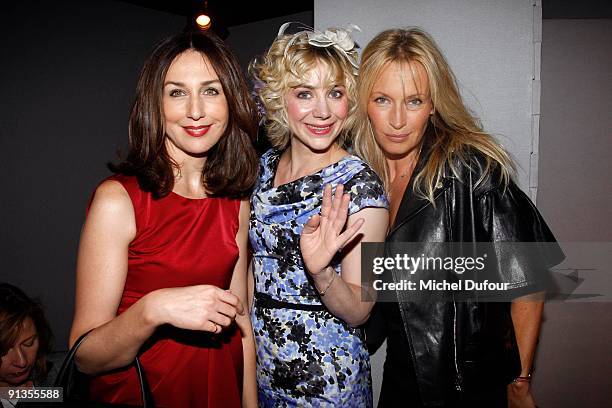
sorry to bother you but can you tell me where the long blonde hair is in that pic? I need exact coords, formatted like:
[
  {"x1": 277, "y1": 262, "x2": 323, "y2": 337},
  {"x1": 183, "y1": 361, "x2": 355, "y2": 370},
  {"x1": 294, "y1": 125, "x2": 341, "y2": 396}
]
[{"x1": 354, "y1": 28, "x2": 513, "y2": 202}]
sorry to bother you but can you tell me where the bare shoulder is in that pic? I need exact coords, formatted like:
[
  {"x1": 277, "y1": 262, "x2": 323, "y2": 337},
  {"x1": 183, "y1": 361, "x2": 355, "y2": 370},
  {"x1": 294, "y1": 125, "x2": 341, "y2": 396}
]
[
  {"x1": 239, "y1": 199, "x2": 250, "y2": 218},
  {"x1": 91, "y1": 179, "x2": 132, "y2": 209},
  {"x1": 237, "y1": 199, "x2": 250, "y2": 234},
  {"x1": 85, "y1": 179, "x2": 136, "y2": 239}
]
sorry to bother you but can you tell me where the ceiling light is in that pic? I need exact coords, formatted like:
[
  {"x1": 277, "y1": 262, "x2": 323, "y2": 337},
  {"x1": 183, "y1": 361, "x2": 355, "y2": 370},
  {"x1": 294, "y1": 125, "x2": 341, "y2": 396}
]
[{"x1": 195, "y1": 14, "x2": 211, "y2": 29}]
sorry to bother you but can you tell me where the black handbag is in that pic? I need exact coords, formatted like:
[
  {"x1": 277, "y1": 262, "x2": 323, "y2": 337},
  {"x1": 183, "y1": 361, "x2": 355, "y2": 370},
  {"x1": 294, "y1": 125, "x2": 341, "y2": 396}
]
[{"x1": 53, "y1": 329, "x2": 155, "y2": 407}]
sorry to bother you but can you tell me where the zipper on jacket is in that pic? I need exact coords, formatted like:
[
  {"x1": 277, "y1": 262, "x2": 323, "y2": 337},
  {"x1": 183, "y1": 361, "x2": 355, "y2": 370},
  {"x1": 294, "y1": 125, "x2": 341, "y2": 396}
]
[{"x1": 453, "y1": 300, "x2": 463, "y2": 392}]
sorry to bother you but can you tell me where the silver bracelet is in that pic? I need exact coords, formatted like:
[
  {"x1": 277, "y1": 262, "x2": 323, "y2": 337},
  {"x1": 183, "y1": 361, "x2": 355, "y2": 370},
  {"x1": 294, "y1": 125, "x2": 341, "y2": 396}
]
[{"x1": 318, "y1": 269, "x2": 337, "y2": 296}]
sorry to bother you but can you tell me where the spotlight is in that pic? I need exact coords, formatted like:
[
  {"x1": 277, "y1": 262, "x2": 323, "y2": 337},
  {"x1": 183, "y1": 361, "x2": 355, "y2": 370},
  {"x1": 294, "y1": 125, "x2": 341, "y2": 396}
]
[
  {"x1": 194, "y1": 0, "x2": 212, "y2": 30},
  {"x1": 195, "y1": 14, "x2": 211, "y2": 29},
  {"x1": 186, "y1": 0, "x2": 228, "y2": 39}
]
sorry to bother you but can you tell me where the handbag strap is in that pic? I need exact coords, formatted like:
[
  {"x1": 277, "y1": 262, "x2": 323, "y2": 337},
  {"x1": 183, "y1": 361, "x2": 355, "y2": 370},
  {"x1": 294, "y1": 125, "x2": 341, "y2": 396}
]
[
  {"x1": 54, "y1": 328, "x2": 155, "y2": 407},
  {"x1": 134, "y1": 352, "x2": 155, "y2": 407},
  {"x1": 54, "y1": 329, "x2": 94, "y2": 391}
]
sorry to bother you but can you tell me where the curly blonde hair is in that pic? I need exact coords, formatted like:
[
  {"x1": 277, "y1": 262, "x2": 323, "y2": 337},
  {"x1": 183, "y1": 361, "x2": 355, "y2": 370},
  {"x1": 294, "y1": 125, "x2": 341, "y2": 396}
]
[
  {"x1": 354, "y1": 28, "x2": 514, "y2": 202},
  {"x1": 250, "y1": 30, "x2": 358, "y2": 150}
]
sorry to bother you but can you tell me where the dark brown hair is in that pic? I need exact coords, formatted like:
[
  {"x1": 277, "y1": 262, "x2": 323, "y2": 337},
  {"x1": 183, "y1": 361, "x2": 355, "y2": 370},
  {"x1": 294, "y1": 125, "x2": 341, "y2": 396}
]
[
  {"x1": 110, "y1": 30, "x2": 258, "y2": 199},
  {"x1": 0, "y1": 283, "x2": 52, "y2": 383}
]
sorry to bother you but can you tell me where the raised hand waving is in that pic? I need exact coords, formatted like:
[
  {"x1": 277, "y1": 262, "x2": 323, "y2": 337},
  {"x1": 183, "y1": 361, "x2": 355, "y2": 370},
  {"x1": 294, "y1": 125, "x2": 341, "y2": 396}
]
[{"x1": 300, "y1": 184, "x2": 365, "y2": 277}]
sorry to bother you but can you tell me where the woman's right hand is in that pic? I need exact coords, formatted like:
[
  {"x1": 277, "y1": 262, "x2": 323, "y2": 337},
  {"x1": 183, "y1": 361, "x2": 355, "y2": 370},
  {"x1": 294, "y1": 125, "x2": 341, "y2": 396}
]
[
  {"x1": 300, "y1": 184, "x2": 364, "y2": 277},
  {"x1": 145, "y1": 285, "x2": 245, "y2": 333}
]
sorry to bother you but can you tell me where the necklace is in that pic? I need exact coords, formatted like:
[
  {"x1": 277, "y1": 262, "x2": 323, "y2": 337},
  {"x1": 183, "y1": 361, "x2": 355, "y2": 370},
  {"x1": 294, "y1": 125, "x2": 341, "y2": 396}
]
[{"x1": 397, "y1": 143, "x2": 423, "y2": 179}]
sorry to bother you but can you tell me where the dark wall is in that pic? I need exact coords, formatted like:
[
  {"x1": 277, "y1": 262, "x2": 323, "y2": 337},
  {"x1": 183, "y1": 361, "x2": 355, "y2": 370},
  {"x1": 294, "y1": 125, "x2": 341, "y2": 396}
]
[
  {"x1": 0, "y1": 0, "x2": 185, "y2": 349},
  {"x1": 0, "y1": 0, "x2": 312, "y2": 349},
  {"x1": 225, "y1": 12, "x2": 314, "y2": 74}
]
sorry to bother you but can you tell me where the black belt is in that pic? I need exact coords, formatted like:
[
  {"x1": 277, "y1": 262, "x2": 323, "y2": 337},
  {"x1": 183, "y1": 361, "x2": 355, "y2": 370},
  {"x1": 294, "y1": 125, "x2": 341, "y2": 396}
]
[
  {"x1": 254, "y1": 293, "x2": 366, "y2": 342},
  {"x1": 254, "y1": 292, "x2": 327, "y2": 312}
]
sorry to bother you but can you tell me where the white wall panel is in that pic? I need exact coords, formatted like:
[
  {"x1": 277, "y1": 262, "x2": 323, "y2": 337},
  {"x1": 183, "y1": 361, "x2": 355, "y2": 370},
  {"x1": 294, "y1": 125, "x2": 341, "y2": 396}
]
[{"x1": 315, "y1": 0, "x2": 538, "y2": 191}]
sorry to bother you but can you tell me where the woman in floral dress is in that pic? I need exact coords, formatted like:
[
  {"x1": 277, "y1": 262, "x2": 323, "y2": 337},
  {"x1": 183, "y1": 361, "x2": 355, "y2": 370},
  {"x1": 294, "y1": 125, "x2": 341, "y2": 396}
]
[{"x1": 249, "y1": 23, "x2": 389, "y2": 407}]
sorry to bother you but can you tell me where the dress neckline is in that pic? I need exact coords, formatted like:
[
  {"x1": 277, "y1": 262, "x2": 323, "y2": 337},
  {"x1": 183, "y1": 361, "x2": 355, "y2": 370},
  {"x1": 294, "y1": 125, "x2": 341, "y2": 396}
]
[
  {"x1": 268, "y1": 150, "x2": 357, "y2": 189},
  {"x1": 169, "y1": 190, "x2": 208, "y2": 201}
]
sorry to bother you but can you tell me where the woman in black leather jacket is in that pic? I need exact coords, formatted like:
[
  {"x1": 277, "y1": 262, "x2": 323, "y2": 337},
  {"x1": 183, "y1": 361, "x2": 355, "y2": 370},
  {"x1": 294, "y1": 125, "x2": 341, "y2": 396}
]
[{"x1": 354, "y1": 28, "x2": 564, "y2": 407}]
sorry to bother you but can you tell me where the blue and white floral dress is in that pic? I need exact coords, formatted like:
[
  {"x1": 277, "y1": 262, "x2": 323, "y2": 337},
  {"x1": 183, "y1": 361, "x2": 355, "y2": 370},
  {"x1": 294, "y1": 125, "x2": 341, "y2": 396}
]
[{"x1": 249, "y1": 149, "x2": 388, "y2": 407}]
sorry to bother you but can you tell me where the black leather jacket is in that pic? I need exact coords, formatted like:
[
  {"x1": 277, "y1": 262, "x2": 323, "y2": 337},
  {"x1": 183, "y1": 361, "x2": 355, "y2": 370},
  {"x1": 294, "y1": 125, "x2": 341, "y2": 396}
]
[{"x1": 367, "y1": 144, "x2": 564, "y2": 406}]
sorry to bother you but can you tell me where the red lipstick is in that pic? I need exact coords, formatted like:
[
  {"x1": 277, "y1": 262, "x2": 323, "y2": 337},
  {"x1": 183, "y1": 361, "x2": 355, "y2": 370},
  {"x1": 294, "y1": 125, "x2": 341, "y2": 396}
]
[{"x1": 183, "y1": 125, "x2": 211, "y2": 137}]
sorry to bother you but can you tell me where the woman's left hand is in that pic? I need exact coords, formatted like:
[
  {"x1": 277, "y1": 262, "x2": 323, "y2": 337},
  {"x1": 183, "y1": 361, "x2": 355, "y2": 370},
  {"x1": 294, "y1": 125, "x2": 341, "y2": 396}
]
[
  {"x1": 508, "y1": 381, "x2": 537, "y2": 408},
  {"x1": 300, "y1": 184, "x2": 364, "y2": 276}
]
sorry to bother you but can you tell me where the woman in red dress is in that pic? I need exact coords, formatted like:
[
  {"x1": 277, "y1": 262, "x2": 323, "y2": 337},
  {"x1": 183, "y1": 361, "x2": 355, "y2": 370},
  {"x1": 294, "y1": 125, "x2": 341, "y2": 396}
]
[{"x1": 69, "y1": 30, "x2": 259, "y2": 407}]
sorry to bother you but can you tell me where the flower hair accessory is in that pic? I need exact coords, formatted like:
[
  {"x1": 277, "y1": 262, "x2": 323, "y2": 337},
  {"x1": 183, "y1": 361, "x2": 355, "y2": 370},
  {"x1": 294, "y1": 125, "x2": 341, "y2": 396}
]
[
  {"x1": 251, "y1": 76, "x2": 267, "y2": 125},
  {"x1": 277, "y1": 22, "x2": 361, "y2": 74}
]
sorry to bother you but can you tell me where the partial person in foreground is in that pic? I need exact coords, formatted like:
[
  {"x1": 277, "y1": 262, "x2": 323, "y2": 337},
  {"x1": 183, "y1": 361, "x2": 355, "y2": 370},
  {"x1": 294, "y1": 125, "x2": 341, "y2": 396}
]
[
  {"x1": 355, "y1": 28, "x2": 564, "y2": 408},
  {"x1": 69, "y1": 30, "x2": 259, "y2": 407},
  {"x1": 249, "y1": 23, "x2": 389, "y2": 407},
  {"x1": 0, "y1": 283, "x2": 53, "y2": 405}
]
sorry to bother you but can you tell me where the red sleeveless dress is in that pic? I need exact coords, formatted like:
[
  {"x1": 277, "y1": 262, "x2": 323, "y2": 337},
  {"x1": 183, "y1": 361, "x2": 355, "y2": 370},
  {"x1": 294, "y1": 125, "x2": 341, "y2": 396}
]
[{"x1": 89, "y1": 174, "x2": 243, "y2": 408}]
